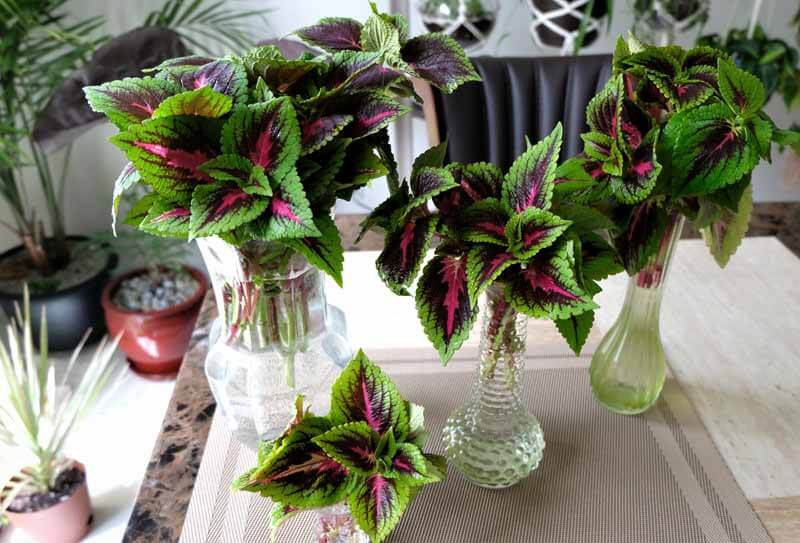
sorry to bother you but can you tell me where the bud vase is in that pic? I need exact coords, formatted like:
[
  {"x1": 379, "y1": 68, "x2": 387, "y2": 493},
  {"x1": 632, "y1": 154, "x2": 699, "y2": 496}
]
[
  {"x1": 442, "y1": 284, "x2": 545, "y2": 488},
  {"x1": 197, "y1": 237, "x2": 352, "y2": 446},
  {"x1": 315, "y1": 504, "x2": 369, "y2": 543},
  {"x1": 590, "y1": 214, "x2": 685, "y2": 415}
]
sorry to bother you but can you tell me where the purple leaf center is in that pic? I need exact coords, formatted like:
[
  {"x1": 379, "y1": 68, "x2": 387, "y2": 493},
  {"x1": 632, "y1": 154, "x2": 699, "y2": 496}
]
[
  {"x1": 440, "y1": 257, "x2": 466, "y2": 337},
  {"x1": 135, "y1": 142, "x2": 213, "y2": 182},
  {"x1": 271, "y1": 197, "x2": 301, "y2": 223}
]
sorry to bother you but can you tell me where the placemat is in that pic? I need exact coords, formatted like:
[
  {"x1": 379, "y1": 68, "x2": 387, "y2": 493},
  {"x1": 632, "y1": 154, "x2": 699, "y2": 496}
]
[{"x1": 180, "y1": 358, "x2": 770, "y2": 543}]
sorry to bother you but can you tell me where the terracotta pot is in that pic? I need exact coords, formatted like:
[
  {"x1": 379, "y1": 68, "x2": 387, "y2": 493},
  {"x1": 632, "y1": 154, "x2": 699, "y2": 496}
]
[
  {"x1": 102, "y1": 266, "x2": 207, "y2": 374},
  {"x1": 4, "y1": 462, "x2": 92, "y2": 543}
]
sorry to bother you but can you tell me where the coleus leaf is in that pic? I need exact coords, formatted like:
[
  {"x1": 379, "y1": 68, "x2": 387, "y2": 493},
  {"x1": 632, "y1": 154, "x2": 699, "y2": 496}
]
[
  {"x1": 580, "y1": 232, "x2": 624, "y2": 281},
  {"x1": 416, "y1": 254, "x2": 476, "y2": 364},
  {"x1": 502, "y1": 123, "x2": 562, "y2": 214},
  {"x1": 148, "y1": 55, "x2": 216, "y2": 71},
  {"x1": 257, "y1": 169, "x2": 319, "y2": 240},
  {"x1": 617, "y1": 98, "x2": 652, "y2": 151},
  {"x1": 586, "y1": 77, "x2": 619, "y2": 136},
  {"x1": 405, "y1": 403, "x2": 428, "y2": 449},
  {"x1": 669, "y1": 103, "x2": 759, "y2": 196},
  {"x1": 700, "y1": 184, "x2": 753, "y2": 267},
  {"x1": 198, "y1": 154, "x2": 272, "y2": 196},
  {"x1": 110, "y1": 116, "x2": 220, "y2": 202},
  {"x1": 461, "y1": 198, "x2": 510, "y2": 245},
  {"x1": 329, "y1": 51, "x2": 403, "y2": 93},
  {"x1": 683, "y1": 46, "x2": 728, "y2": 70},
  {"x1": 140, "y1": 198, "x2": 191, "y2": 239},
  {"x1": 466, "y1": 244, "x2": 516, "y2": 302},
  {"x1": 407, "y1": 167, "x2": 457, "y2": 211},
  {"x1": 342, "y1": 93, "x2": 410, "y2": 139},
  {"x1": 124, "y1": 193, "x2": 158, "y2": 229},
  {"x1": 349, "y1": 474, "x2": 410, "y2": 543},
  {"x1": 258, "y1": 58, "x2": 318, "y2": 94},
  {"x1": 358, "y1": 181, "x2": 411, "y2": 240},
  {"x1": 296, "y1": 17, "x2": 364, "y2": 52},
  {"x1": 610, "y1": 135, "x2": 661, "y2": 204},
  {"x1": 329, "y1": 349, "x2": 410, "y2": 439},
  {"x1": 360, "y1": 8, "x2": 403, "y2": 63},
  {"x1": 621, "y1": 48, "x2": 680, "y2": 79},
  {"x1": 433, "y1": 162, "x2": 502, "y2": 215},
  {"x1": 411, "y1": 140, "x2": 448, "y2": 177},
  {"x1": 84, "y1": 76, "x2": 179, "y2": 130},
  {"x1": 376, "y1": 214, "x2": 438, "y2": 295},
  {"x1": 613, "y1": 201, "x2": 669, "y2": 275},
  {"x1": 111, "y1": 162, "x2": 141, "y2": 235},
  {"x1": 336, "y1": 141, "x2": 390, "y2": 198},
  {"x1": 552, "y1": 202, "x2": 614, "y2": 233},
  {"x1": 151, "y1": 86, "x2": 232, "y2": 119},
  {"x1": 303, "y1": 139, "x2": 349, "y2": 212},
  {"x1": 401, "y1": 33, "x2": 480, "y2": 93},
  {"x1": 581, "y1": 132, "x2": 614, "y2": 161},
  {"x1": 222, "y1": 98, "x2": 302, "y2": 183},
  {"x1": 281, "y1": 215, "x2": 345, "y2": 287},
  {"x1": 387, "y1": 443, "x2": 435, "y2": 486},
  {"x1": 555, "y1": 309, "x2": 595, "y2": 356},
  {"x1": 240, "y1": 416, "x2": 353, "y2": 508},
  {"x1": 189, "y1": 182, "x2": 268, "y2": 238},
  {"x1": 300, "y1": 114, "x2": 353, "y2": 155},
  {"x1": 172, "y1": 59, "x2": 248, "y2": 104},
  {"x1": 717, "y1": 58, "x2": 766, "y2": 117},
  {"x1": 506, "y1": 207, "x2": 571, "y2": 260},
  {"x1": 504, "y1": 241, "x2": 596, "y2": 320},
  {"x1": 673, "y1": 72, "x2": 715, "y2": 111},
  {"x1": 313, "y1": 421, "x2": 379, "y2": 475}
]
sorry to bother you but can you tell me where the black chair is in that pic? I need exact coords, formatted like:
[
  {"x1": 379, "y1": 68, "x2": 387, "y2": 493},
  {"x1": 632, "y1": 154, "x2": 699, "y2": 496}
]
[{"x1": 417, "y1": 54, "x2": 613, "y2": 170}]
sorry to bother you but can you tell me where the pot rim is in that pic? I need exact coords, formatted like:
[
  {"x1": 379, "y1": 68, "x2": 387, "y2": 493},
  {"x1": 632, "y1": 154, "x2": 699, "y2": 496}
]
[
  {"x1": 4, "y1": 460, "x2": 87, "y2": 516},
  {"x1": 102, "y1": 265, "x2": 208, "y2": 319},
  {"x1": 0, "y1": 236, "x2": 116, "y2": 302}
]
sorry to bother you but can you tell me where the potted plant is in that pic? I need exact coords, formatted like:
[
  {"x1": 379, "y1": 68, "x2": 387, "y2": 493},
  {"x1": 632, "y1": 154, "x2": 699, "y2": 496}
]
[
  {"x1": 98, "y1": 228, "x2": 207, "y2": 374},
  {"x1": 362, "y1": 124, "x2": 618, "y2": 488},
  {"x1": 0, "y1": 0, "x2": 269, "y2": 351},
  {"x1": 235, "y1": 350, "x2": 446, "y2": 543},
  {"x1": 556, "y1": 35, "x2": 799, "y2": 414},
  {"x1": 698, "y1": 25, "x2": 800, "y2": 110},
  {"x1": 85, "y1": 2, "x2": 480, "y2": 446},
  {"x1": 528, "y1": 0, "x2": 612, "y2": 53},
  {"x1": 0, "y1": 288, "x2": 121, "y2": 543},
  {"x1": 632, "y1": 0, "x2": 709, "y2": 45},
  {"x1": 417, "y1": 0, "x2": 500, "y2": 49}
]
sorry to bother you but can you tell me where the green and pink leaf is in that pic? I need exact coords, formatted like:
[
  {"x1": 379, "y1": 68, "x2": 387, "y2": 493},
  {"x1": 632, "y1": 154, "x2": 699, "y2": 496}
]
[
  {"x1": 189, "y1": 182, "x2": 268, "y2": 238},
  {"x1": 506, "y1": 207, "x2": 571, "y2": 260},
  {"x1": 376, "y1": 214, "x2": 438, "y2": 295},
  {"x1": 313, "y1": 421, "x2": 379, "y2": 475},
  {"x1": 401, "y1": 33, "x2": 480, "y2": 93},
  {"x1": 502, "y1": 123, "x2": 562, "y2": 213},
  {"x1": 296, "y1": 18, "x2": 364, "y2": 52},
  {"x1": 84, "y1": 76, "x2": 179, "y2": 129}
]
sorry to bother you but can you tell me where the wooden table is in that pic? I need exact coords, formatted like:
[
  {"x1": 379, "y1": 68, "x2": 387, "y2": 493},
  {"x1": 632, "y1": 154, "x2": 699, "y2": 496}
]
[{"x1": 126, "y1": 238, "x2": 800, "y2": 542}]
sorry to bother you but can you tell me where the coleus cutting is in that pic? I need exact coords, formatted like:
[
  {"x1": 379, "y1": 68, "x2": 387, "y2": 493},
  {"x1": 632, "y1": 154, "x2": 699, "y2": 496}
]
[
  {"x1": 234, "y1": 350, "x2": 445, "y2": 543},
  {"x1": 557, "y1": 34, "x2": 800, "y2": 271},
  {"x1": 363, "y1": 124, "x2": 622, "y2": 362},
  {"x1": 84, "y1": 2, "x2": 479, "y2": 285}
]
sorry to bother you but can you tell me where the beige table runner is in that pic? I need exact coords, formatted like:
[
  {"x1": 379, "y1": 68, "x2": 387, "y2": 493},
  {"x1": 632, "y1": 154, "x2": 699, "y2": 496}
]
[{"x1": 180, "y1": 356, "x2": 770, "y2": 543}]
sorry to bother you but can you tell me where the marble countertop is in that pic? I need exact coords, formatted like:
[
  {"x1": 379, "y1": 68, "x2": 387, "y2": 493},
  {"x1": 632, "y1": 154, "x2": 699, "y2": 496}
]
[{"x1": 125, "y1": 238, "x2": 800, "y2": 543}]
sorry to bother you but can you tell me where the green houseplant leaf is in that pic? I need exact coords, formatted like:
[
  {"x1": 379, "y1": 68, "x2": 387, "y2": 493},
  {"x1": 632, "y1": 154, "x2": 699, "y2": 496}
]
[{"x1": 501, "y1": 123, "x2": 562, "y2": 214}]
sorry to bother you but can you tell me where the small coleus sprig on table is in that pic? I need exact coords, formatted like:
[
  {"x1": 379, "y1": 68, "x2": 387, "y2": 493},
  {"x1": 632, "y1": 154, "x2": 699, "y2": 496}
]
[
  {"x1": 84, "y1": 2, "x2": 479, "y2": 285},
  {"x1": 556, "y1": 34, "x2": 800, "y2": 272},
  {"x1": 362, "y1": 123, "x2": 622, "y2": 363},
  {"x1": 234, "y1": 350, "x2": 445, "y2": 543}
]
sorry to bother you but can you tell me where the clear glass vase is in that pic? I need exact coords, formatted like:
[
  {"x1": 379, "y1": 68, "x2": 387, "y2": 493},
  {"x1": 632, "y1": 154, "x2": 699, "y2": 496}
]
[
  {"x1": 197, "y1": 237, "x2": 352, "y2": 447},
  {"x1": 442, "y1": 284, "x2": 545, "y2": 488},
  {"x1": 590, "y1": 214, "x2": 685, "y2": 415},
  {"x1": 315, "y1": 504, "x2": 370, "y2": 543}
]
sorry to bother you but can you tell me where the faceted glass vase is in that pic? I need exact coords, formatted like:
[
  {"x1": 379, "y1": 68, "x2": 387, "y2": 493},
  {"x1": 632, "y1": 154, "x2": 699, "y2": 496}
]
[
  {"x1": 315, "y1": 504, "x2": 370, "y2": 543},
  {"x1": 198, "y1": 237, "x2": 352, "y2": 447},
  {"x1": 442, "y1": 284, "x2": 545, "y2": 488},
  {"x1": 590, "y1": 214, "x2": 685, "y2": 415}
]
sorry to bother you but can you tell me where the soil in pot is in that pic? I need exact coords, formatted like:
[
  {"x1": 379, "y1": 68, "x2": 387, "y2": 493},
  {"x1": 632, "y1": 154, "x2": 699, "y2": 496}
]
[
  {"x1": 7, "y1": 468, "x2": 85, "y2": 514},
  {"x1": 113, "y1": 267, "x2": 200, "y2": 312},
  {"x1": 0, "y1": 241, "x2": 107, "y2": 296}
]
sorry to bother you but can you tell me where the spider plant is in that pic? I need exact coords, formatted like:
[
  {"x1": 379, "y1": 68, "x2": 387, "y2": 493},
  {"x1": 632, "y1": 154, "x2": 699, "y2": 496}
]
[
  {"x1": 0, "y1": 0, "x2": 269, "y2": 279},
  {"x1": 0, "y1": 287, "x2": 121, "y2": 513}
]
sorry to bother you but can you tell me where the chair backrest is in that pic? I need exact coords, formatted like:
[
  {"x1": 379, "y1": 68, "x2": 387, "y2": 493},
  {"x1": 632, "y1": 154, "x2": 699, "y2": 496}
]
[{"x1": 420, "y1": 54, "x2": 613, "y2": 171}]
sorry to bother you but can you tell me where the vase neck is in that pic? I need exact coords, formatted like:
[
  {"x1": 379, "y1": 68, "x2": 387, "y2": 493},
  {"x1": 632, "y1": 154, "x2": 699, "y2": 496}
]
[
  {"x1": 621, "y1": 213, "x2": 685, "y2": 323},
  {"x1": 197, "y1": 237, "x2": 327, "y2": 351},
  {"x1": 475, "y1": 285, "x2": 527, "y2": 398}
]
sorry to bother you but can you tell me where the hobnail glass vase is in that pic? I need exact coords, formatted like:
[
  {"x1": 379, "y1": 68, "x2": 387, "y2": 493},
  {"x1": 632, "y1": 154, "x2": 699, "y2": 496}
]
[
  {"x1": 590, "y1": 214, "x2": 685, "y2": 415},
  {"x1": 315, "y1": 504, "x2": 370, "y2": 543},
  {"x1": 442, "y1": 284, "x2": 545, "y2": 488},
  {"x1": 197, "y1": 237, "x2": 352, "y2": 447}
]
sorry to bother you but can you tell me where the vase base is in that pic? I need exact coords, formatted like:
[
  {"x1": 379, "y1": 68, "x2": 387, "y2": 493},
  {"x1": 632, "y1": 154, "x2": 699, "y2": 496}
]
[
  {"x1": 590, "y1": 380, "x2": 662, "y2": 416},
  {"x1": 442, "y1": 407, "x2": 545, "y2": 488}
]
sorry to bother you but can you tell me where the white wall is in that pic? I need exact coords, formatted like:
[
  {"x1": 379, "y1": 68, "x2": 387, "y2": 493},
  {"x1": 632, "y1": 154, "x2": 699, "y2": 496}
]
[{"x1": 2, "y1": 0, "x2": 799, "y2": 256}]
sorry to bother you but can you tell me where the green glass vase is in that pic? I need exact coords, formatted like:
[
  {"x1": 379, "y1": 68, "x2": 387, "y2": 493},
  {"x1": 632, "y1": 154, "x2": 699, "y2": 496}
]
[{"x1": 590, "y1": 214, "x2": 685, "y2": 415}]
